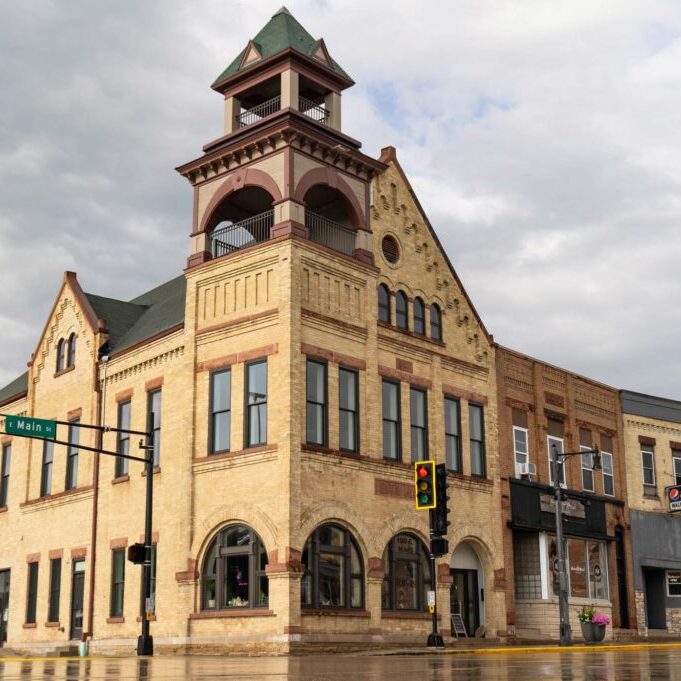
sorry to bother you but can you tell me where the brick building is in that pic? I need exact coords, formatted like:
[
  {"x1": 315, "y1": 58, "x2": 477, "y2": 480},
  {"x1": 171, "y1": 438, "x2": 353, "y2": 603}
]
[
  {"x1": 496, "y1": 347, "x2": 636, "y2": 640},
  {"x1": 620, "y1": 390, "x2": 681, "y2": 636},
  {"x1": 0, "y1": 8, "x2": 508, "y2": 653}
]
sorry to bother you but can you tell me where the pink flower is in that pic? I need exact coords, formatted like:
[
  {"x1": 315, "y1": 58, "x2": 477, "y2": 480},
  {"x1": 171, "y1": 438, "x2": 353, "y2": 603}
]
[{"x1": 592, "y1": 613, "x2": 610, "y2": 626}]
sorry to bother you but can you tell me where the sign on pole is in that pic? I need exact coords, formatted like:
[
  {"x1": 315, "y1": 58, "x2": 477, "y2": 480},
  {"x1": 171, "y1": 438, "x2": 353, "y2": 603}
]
[{"x1": 4, "y1": 415, "x2": 56, "y2": 440}]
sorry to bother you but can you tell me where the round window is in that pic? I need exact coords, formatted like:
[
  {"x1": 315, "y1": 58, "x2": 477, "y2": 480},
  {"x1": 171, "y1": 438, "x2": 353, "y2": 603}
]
[{"x1": 381, "y1": 235, "x2": 400, "y2": 264}]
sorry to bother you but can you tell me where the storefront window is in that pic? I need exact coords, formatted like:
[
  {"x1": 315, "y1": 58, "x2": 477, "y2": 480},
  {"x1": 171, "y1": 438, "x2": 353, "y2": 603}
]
[
  {"x1": 667, "y1": 571, "x2": 681, "y2": 597},
  {"x1": 546, "y1": 535, "x2": 609, "y2": 601},
  {"x1": 382, "y1": 533, "x2": 431, "y2": 610}
]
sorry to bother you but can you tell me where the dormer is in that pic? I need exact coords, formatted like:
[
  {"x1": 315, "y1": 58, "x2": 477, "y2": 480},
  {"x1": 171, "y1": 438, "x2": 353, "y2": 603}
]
[{"x1": 211, "y1": 7, "x2": 353, "y2": 135}]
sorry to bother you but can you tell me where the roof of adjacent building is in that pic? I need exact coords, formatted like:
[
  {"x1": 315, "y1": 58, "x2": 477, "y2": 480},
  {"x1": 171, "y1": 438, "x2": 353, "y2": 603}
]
[
  {"x1": 0, "y1": 275, "x2": 186, "y2": 406},
  {"x1": 0, "y1": 371, "x2": 28, "y2": 406},
  {"x1": 212, "y1": 6, "x2": 351, "y2": 87},
  {"x1": 620, "y1": 389, "x2": 681, "y2": 424},
  {"x1": 87, "y1": 275, "x2": 186, "y2": 355}
]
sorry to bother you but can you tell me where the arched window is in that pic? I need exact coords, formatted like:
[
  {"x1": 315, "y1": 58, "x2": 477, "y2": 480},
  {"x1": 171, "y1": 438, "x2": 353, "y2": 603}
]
[
  {"x1": 301, "y1": 524, "x2": 364, "y2": 609},
  {"x1": 413, "y1": 298, "x2": 425, "y2": 335},
  {"x1": 396, "y1": 291, "x2": 408, "y2": 330},
  {"x1": 378, "y1": 284, "x2": 391, "y2": 324},
  {"x1": 430, "y1": 304, "x2": 442, "y2": 341},
  {"x1": 67, "y1": 333, "x2": 77, "y2": 367},
  {"x1": 56, "y1": 339, "x2": 65, "y2": 372},
  {"x1": 201, "y1": 524, "x2": 268, "y2": 611},
  {"x1": 382, "y1": 533, "x2": 431, "y2": 611}
]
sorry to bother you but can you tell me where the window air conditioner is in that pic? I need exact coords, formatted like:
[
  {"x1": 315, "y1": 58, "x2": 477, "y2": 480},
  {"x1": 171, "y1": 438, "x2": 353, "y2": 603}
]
[{"x1": 516, "y1": 462, "x2": 537, "y2": 479}]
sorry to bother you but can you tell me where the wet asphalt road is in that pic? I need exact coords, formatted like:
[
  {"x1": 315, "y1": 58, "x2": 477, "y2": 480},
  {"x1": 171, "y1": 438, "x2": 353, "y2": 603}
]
[{"x1": 1, "y1": 648, "x2": 680, "y2": 680}]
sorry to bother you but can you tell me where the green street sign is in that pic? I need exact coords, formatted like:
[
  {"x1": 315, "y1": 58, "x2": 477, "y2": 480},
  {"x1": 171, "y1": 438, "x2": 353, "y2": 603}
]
[{"x1": 4, "y1": 415, "x2": 57, "y2": 440}]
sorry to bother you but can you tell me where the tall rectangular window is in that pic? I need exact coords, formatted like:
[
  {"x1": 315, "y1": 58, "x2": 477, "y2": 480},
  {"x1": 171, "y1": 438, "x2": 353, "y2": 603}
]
[
  {"x1": 210, "y1": 370, "x2": 231, "y2": 454},
  {"x1": 512, "y1": 408, "x2": 529, "y2": 477},
  {"x1": 382, "y1": 380, "x2": 401, "y2": 461},
  {"x1": 513, "y1": 531, "x2": 542, "y2": 599},
  {"x1": 65, "y1": 420, "x2": 79, "y2": 491},
  {"x1": 140, "y1": 545, "x2": 157, "y2": 617},
  {"x1": 246, "y1": 360, "x2": 267, "y2": 447},
  {"x1": 147, "y1": 390, "x2": 161, "y2": 467},
  {"x1": 410, "y1": 388, "x2": 427, "y2": 462},
  {"x1": 444, "y1": 397, "x2": 461, "y2": 472},
  {"x1": 339, "y1": 368, "x2": 359, "y2": 453},
  {"x1": 40, "y1": 440, "x2": 54, "y2": 497},
  {"x1": 601, "y1": 435, "x2": 615, "y2": 496},
  {"x1": 0, "y1": 443, "x2": 11, "y2": 507},
  {"x1": 580, "y1": 428, "x2": 594, "y2": 492},
  {"x1": 673, "y1": 449, "x2": 681, "y2": 487},
  {"x1": 26, "y1": 561, "x2": 39, "y2": 624},
  {"x1": 641, "y1": 444, "x2": 656, "y2": 488},
  {"x1": 547, "y1": 418, "x2": 565, "y2": 487},
  {"x1": 48, "y1": 558, "x2": 61, "y2": 623},
  {"x1": 110, "y1": 548, "x2": 125, "y2": 618},
  {"x1": 115, "y1": 400, "x2": 131, "y2": 478},
  {"x1": 469, "y1": 403, "x2": 486, "y2": 477},
  {"x1": 306, "y1": 359, "x2": 327, "y2": 446}
]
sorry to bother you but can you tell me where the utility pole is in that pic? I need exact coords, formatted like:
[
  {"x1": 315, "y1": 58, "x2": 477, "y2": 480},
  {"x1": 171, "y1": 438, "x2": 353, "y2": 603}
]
[{"x1": 551, "y1": 444, "x2": 601, "y2": 646}]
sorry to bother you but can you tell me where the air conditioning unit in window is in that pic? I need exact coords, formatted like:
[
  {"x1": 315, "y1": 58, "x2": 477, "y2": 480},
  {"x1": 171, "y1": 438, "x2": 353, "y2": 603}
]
[{"x1": 516, "y1": 463, "x2": 537, "y2": 479}]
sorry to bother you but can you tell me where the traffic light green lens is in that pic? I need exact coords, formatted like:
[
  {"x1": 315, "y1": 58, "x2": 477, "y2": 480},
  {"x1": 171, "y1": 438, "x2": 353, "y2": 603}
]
[{"x1": 419, "y1": 493, "x2": 429, "y2": 504}]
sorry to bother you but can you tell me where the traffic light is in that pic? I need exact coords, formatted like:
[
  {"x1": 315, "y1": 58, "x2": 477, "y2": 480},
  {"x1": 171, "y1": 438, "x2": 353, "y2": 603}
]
[
  {"x1": 414, "y1": 460, "x2": 436, "y2": 510},
  {"x1": 127, "y1": 543, "x2": 146, "y2": 565},
  {"x1": 432, "y1": 463, "x2": 451, "y2": 536},
  {"x1": 430, "y1": 537, "x2": 449, "y2": 557}
]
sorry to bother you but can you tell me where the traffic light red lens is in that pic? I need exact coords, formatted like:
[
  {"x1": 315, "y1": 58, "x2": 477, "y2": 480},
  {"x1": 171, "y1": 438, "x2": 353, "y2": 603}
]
[{"x1": 418, "y1": 467, "x2": 428, "y2": 478}]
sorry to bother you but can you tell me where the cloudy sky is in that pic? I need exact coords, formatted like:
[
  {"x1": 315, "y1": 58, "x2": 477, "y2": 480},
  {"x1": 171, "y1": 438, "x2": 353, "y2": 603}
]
[{"x1": 1, "y1": 1, "x2": 680, "y2": 398}]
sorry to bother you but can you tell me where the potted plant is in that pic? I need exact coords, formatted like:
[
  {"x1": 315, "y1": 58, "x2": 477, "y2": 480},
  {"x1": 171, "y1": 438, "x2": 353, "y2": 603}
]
[
  {"x1": 578, "y1": 605, "x2": 596, "y2": 642},
  {"x1": 578, "y1": 605, "x2": 610, "y2": 642}
]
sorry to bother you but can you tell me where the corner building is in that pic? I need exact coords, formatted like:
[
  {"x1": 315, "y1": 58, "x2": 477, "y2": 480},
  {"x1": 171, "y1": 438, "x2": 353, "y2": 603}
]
[{"x1": 0, "y1": 9, "x2": 506, "y2": 653}]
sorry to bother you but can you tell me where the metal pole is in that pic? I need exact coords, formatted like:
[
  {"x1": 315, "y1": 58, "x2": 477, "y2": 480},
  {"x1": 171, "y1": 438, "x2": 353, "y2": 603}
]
[
  {"x1": 426, "y1": 509, "x2": 444, "y2": 648},
  {"x1": 137, "y1": 412, "x2": 154, "y2": 656},
  {"x1": 552, "y1": 444, "x2": 571, "y2": 646}
]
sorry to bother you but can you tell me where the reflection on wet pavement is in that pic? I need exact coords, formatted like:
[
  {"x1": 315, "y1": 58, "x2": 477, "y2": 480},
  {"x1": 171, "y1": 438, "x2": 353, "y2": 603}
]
[{"x1": 0, "y1": 648, "x2": 680, "y2": 680}]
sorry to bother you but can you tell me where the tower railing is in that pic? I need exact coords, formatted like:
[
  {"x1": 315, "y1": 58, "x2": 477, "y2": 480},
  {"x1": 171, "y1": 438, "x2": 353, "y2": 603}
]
[
  {"x1": 305, "y1": 210, "x2": 355, "y2": 256},
  {"x1": 299, "y1": 96, "x2": 330, "y2": 124},
  {"x1": 209, "y1": 210, "x2": 274, "y2": 258},
  {"x1": 238, "y1": 96, "x2": 281, "y2": 128}
]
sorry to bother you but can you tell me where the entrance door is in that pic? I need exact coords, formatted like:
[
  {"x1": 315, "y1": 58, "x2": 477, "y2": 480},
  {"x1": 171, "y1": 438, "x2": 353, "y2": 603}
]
[
  {"x1": 615, "y1": 527, "x2": 630, "y2": 629},
  {"x1": 0, "y1": 569, "x2": 9, "y2": 646},
  {"x1": 70, "y1": 560, "x2": 85, "y2": 640},
  {"x1": 643, "y1": 568, "x2": 666, "y2": 630},
  {"x1": 450, "y1": 569, "x2": 479, "y2": 636}
]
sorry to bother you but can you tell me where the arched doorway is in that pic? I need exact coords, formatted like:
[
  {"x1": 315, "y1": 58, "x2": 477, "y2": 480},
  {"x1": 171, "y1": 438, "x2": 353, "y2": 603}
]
[{"x1": 450, "y1": 541, "x2": 485, "y2": 636}]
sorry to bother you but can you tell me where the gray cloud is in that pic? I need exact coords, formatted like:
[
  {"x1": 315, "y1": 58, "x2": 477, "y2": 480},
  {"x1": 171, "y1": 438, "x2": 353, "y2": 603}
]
[{"x1": 1, "y1": 1, "x2": 680, "y2": 398}]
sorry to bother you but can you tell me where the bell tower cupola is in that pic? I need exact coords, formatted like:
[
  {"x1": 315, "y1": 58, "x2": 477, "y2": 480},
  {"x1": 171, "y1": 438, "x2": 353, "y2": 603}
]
[{"x1": 177, "y1": 7, "x2": 386, "y2": 269}]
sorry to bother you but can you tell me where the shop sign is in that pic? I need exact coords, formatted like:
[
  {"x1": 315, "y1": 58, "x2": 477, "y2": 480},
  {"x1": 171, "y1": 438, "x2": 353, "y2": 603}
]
[
  {"x1": 540, "y1": 494, "x2": 586, "y2": 519},
  {"x1": 667, "y1": 485, "x2": 681, "y2": 512}
]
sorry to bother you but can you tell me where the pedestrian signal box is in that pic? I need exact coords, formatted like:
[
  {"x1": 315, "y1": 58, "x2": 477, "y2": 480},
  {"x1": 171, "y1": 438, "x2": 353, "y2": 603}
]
[{"x1": 414, "y1": 460, "x2": 436, "y2": 510}]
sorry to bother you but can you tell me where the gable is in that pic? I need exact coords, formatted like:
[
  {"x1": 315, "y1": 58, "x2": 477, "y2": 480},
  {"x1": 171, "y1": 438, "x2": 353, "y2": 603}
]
[{"x1": 370, "y1": 150, "x2": 491, "y2": 367}]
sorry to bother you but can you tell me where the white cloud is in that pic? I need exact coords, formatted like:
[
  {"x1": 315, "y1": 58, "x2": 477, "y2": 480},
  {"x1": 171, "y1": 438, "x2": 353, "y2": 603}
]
[{"x1": 0, "y1": 1, "x2": 680, "y2": 399}]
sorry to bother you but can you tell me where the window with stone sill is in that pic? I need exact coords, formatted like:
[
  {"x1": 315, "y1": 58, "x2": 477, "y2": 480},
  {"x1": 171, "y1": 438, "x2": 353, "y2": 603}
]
[
  {"x1": 301, "y1": 524, "x2": 363, "y2": 610},
  {"x1": 381, "y1": 533, "x2": 430, "y2": 611},
  {"x1": 201, "y1": 525, "x2": 268, "y2": 611}
]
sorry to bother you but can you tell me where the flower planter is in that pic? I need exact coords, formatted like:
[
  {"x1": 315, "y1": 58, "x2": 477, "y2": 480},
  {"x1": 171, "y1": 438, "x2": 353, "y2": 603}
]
[
  {"x1": 580, "y1": 621, "x2": 595, "y2": 642},
  {"x1": 593, "y1": 623, "x2": 606, "y2": 642}
]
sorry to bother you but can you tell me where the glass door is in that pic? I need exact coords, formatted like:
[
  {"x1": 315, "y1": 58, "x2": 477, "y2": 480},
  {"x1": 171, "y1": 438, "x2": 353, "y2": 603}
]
[
  {"x1": 450, "y1": 569, "x2": 479, "y2": 636},
  {"x1": 70, "y1": 560, "x2": 85, "y2": 640},
  {"x1": 0, "y1": 569, "x2": 9, "y2": 646}
]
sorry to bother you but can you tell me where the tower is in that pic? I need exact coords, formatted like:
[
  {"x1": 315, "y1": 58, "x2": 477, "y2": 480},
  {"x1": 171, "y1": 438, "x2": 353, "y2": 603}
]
[{"x1": 177, "y1": 7, "x2": 384, "y2": 269}]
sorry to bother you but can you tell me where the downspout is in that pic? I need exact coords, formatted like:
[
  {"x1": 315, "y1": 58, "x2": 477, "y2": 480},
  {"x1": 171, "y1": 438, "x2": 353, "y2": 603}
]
[{"x1": 87, "y1": 353, "x2": 108, "y2": 640}]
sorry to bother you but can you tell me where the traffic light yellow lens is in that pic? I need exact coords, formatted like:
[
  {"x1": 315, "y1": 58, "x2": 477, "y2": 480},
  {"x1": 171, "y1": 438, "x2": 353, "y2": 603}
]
[{"x1": 418, "y1": 481, "x2": 429, "y2": 491}]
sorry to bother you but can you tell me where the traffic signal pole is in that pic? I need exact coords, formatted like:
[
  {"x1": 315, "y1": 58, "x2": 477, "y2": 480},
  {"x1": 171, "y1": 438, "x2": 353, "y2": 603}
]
[
  {"x1": 137, "y1": 412, "x2": 155, "y2": 656},
  {"x1": 427, "y1": 509, "x2": 445, "y2": 649}
]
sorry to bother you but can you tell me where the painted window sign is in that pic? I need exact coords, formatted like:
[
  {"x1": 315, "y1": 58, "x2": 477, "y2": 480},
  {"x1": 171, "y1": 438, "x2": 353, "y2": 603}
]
[{"x1": 667, "y1": 570, "x2": 681, "y2": 597}]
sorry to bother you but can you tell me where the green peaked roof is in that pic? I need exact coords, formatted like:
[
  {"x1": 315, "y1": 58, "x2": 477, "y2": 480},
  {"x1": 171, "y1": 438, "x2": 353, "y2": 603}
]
[{"x1": 212, "y1": 7, "x2": 352, "y2": 88}]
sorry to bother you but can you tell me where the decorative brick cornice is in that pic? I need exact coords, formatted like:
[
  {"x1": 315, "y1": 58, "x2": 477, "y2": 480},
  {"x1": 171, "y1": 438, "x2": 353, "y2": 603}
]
[
  {"x1": 300, "y1": 343, "x2": 366, "y2": 370},
  {"x1": 378, "y1": 365, "x2": 431, "y2": 390},
  {"x1": 442, "y1": 384, "x2": 488, "y2": 406},
  {"x1": 639, "y1": 435, "x2": 656, "y2": 446}
]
